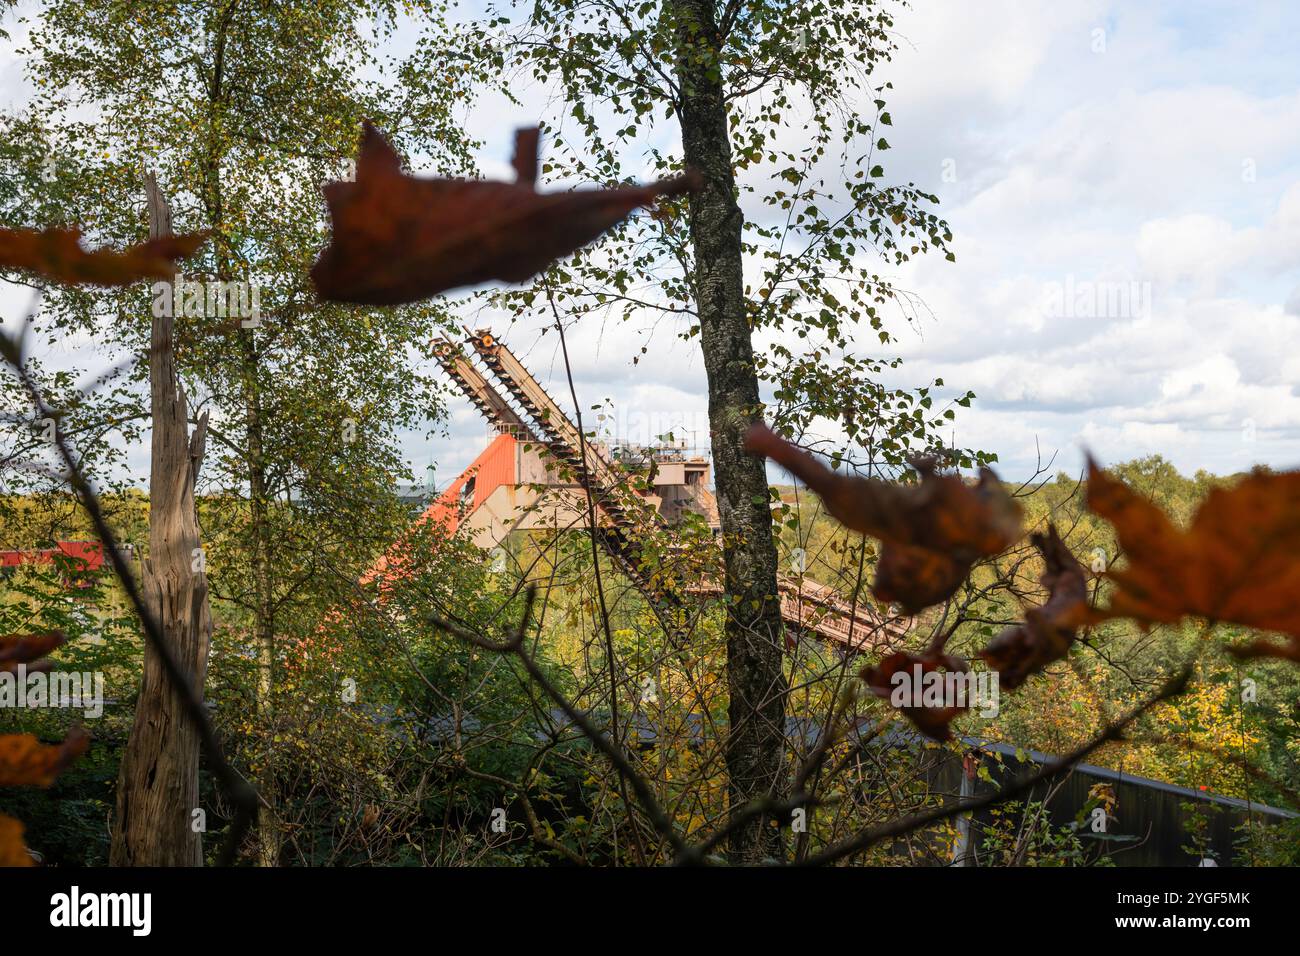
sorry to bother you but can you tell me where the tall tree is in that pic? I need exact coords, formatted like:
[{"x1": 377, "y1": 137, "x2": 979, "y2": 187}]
[
  {"x1": 667, "y1": 0, "x2": 785, "y2": 862},
  {"x1": 464, "y1": 0, "x2": 981, "y2": 861},
  {"x1": 15, "y1": 0, "x2": 474, "y2": 864}
]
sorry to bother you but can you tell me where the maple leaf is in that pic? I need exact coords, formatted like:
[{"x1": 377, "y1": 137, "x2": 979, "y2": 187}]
[
  {"x1": 0, "y1": 227, "x2": 205, "y2": 287},
  {"x1": 0, "y1": 815, "x2": 33, "y2": 868},
  {"x1": 0, "y1": 631, "x2": 66, "y2": 674},
  {"x1": 311, "y1": 123, "x2": 701, "y2": 305},
  {"x1": 1087, "y1": 458, "x2": 1300, "y2": 646},
  {"x1": 0, "y1": 729, "x2": 89, "y2": 788},
  {"x1": 744, "y1": 425, "x2": 1022, "y2": 612},
  {"x1": 871, "y1": 543, "x2": 974, "y2": 617},
  {"x1": 979, "y1": 526, "x2": 1089, "y2": 689},
  {"x1": 862, "y1": 651, "x2": 969, "y2": 742}
]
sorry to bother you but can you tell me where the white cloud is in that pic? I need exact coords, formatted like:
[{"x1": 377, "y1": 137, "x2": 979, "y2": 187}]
[{"x1": 5, "y1": 0, "x2": 1300, "y2": 486}]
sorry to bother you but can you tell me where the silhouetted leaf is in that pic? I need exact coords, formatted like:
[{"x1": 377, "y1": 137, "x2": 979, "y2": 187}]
[
  {"x1": 1087, "y1": 458, "x2": 1300, "y2": 656},
  {"x1": 745, "y1": 424, "x2": 1021, "y2": 611},
  {"x1": 312, "y1": 123, "x2": 701, "y2": 305},
  {"x1": 980, "y1": 526, "x2": 1089, "y2": 689},
  {"x1": 0, "y1": 631, "x2": 66, "y2": 674},
  {"x1": 0, "y1": 815, "x2": 33, "y2": 868},
  {"x1": 0, "y1": 728, "x2": 89, "y2": 788},
  {"x1": 0, "y1": 227, "x2": 205, "y2": 286},
  {"x1": 862, "y1": 651, "x2": 968, "y2": 741}
]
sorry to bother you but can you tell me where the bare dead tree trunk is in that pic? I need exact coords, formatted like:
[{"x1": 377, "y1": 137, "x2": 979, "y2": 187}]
[
  {"x1": 110, "y1": 173, "x2": 213, "y2": 866},
  {"x1": 669, "y1": 0, "x2": 788, "y2": 863}
]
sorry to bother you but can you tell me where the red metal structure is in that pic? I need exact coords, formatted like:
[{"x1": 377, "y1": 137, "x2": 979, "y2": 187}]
[
  {"x1": 421, "y1": 433, "x2": 521, "y2": 537},
  {"x1": 0, "y1": 541, "x2": 110, "y2": 589},
  {"x1": 0, "y1": 540, "x2": 105, "y2": 571}
]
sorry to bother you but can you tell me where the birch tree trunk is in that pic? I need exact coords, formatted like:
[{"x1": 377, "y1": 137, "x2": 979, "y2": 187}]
[{"x1": 670, "y1": 0, "x2": 789, "y2": 863}]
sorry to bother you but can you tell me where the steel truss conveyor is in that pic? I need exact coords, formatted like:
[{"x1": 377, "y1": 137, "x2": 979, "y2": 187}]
[{"x1": 434, "y1": 331, "x2": 904, "y2": 652}]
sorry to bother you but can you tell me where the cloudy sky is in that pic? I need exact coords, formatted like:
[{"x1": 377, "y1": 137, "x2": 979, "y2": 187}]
[
  {"x1": 4, "y1": 0, "x2": 1299, "y2": 487},
  {"x1": 873, "y1": 0, "x2": 1300, "y2": 481}
]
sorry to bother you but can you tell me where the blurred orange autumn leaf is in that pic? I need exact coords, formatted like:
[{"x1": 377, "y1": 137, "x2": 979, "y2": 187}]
[
  {"x1": 0, "y1": 630, "x2": 66, "y2": 674},
  {"x1": 0, "y1": 226, "x2": 205, "y2": 286},
  {"x1": 0, "y1": 729, "x2": 89, "y2": 788},
  {"x1": 862, "y1": 651, "x2": 969, "y2": 741},
  {"x1": 0, "y1": 729, "x2": 89, "y2": 867},
  {"x1": 980, "y1": 526, "x2": 1090, "y2": 689},
  {"x1": 1087, "y1": 458, "x2": 1300, "y2": 661},
  {"x1": 311, "y1": 123, "x2": 700, "y2": 305},
  {"x1": 0, "y1": 630, "x2": 88, "y2": 866},
  {"x1": 0, "y1": 816, "x2": 33, "y2": 868},
  {"x1": 744, "y1": 424, "x2": 1022, "y2": 612}
]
